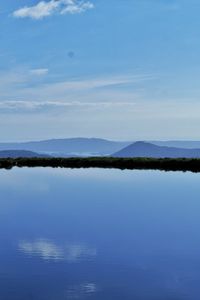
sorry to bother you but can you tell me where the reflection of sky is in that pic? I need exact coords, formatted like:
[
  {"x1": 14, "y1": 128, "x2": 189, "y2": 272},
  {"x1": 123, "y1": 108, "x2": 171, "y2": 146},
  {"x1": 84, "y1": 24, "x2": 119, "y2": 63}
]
[
  {"x1": 66, "y1": 282, "x2": 98, "y2": 299},
  {"x1": 1, "y1": 168, "x2": 200, "y2": 298},
  {"x1": 18, "y1": 239, "x2": 96, "y2": 262}
]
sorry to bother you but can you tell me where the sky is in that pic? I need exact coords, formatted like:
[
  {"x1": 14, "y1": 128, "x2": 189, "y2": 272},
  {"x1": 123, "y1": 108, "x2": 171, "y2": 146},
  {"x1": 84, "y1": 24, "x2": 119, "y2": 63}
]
[{"x1": 1, "y1": 0, "x2": 200, "y2": 141}]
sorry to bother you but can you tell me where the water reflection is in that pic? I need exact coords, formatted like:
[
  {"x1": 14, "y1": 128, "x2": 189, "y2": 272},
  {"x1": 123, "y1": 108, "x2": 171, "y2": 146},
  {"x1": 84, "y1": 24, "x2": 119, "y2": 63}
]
[
  {"x1": 18, "y1": 239, "x2": 64, "y2": 261},
  {"x1": 0, "y1": 168, "x2": 200, "y2": 299},
  {"x1": 66, "y1": 283, "x2": 98, "y2": 299},
  {"x1": 18, "y1": 239, "x2": 97, "y2": 262}
]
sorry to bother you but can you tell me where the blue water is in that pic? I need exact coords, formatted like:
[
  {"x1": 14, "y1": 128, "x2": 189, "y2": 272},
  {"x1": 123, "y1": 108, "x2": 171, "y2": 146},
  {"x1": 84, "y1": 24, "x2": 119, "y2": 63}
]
[{"x1": 0, "y1": 167, "x2": 200, "y2": 299}]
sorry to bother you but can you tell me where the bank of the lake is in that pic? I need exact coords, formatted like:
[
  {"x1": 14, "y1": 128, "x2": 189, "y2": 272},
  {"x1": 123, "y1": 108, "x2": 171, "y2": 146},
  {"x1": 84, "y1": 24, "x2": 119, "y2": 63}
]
[{"x1": 1, "y1": 157, "x2": 200, "y2": 172}]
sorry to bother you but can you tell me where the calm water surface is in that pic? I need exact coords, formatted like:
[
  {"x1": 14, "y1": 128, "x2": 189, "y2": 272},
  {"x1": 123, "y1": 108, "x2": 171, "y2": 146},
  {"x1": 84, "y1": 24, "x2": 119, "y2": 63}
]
[{"x1": 0, "y1": 167, "x2": 200, "y2": 299}]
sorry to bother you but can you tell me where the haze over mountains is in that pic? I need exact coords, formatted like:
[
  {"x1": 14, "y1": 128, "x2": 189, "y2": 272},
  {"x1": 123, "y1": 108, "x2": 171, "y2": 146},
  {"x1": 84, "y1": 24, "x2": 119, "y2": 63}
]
[
  {"x1": 0, "y1": 150, "x2": 49, "y2": 158},
  {"x1": 1, "y1": 138, "x2": 200, "y2": 158},
  {"x1": 151, "y1": 141, "x2": 200, "y2": 149},
  {"x1": 113, "y1": 141, "x2": 200, "y2": 158},
  {"x1": 0, "y1": 138, "x2": 129, "y2": 157}
]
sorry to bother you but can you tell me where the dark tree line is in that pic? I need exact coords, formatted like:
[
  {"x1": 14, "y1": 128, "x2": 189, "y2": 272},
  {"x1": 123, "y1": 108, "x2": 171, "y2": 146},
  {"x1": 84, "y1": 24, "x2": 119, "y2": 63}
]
[{"x1": 1, "y1": 157, "x2": 200, "y2": 172}]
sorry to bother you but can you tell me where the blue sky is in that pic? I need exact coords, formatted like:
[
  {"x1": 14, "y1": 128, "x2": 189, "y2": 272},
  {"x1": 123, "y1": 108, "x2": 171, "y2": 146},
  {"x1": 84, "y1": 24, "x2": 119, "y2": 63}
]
[{"x1": 1, "y1": 0, "x2": 200, "y2": 141}]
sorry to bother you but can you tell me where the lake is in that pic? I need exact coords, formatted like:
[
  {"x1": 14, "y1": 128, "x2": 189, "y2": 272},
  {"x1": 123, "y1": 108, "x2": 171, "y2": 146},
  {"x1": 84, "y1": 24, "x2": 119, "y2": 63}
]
[{"x1": 0, "y1": 167, "x2": 200, "y2": 299}]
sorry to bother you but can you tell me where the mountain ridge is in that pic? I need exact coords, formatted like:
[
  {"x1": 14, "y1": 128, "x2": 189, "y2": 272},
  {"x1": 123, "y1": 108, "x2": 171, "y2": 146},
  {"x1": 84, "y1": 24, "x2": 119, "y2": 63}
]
[
  {"x1": 113, "y1": 141, "x2": 200, "y2": 158},
  {"x1": 0, "y1": 150, "x2": 49, "y2": 158},
  {"x1": 0, "y1": 138, "x2": 130, "y2": 156}
]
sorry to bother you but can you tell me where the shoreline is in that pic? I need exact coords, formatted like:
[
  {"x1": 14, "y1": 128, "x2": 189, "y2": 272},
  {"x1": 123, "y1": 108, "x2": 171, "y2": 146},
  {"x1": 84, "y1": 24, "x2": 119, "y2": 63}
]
[{"x1": 1, "y1": 157, "x2": 200, "y2": 173}]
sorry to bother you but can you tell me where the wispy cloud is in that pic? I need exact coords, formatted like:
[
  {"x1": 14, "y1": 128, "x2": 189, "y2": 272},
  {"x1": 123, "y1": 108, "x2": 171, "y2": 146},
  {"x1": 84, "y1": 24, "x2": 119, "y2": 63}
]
[
  {"x1": 0, "y1": 69, "x2": 152, "y2": 103},
  {"x1": 0, "y1": 68, "x2": 49, "y2": 88},
  {"x1": 13, "y1": 0, "x2": 94, "y2": 20},
  {"x1": 0, "y1": 100, "x2": 136, "y2": 114},
  {"x1": 30, "y1": 68, "x2": 49, "y2": 76}
]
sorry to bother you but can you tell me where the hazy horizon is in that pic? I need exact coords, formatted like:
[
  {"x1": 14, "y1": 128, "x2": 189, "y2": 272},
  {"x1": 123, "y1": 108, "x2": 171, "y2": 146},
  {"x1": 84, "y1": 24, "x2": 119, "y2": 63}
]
[{"x1": 2, "y1": 136, "x2": 200, "y2": 144}]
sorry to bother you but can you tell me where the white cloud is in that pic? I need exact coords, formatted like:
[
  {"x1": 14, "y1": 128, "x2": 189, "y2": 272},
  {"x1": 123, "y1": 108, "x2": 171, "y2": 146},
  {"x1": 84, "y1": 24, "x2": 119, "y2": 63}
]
[
  {"x1": 61, "y1": 1, "x2": 94, "y2": 14},
  {"x1": 0, "y1": 100, "x2": 136, "y2": 114},
  {"x1": 13, "y1": 1, "x2": 59, "y2": 19},
  {"x1": 0, "y1": 69, "x2": 151, "y2": 103},
  {"x1": 30, "y1": 68, "x2": 49, "y2": 76},
  {"x1": 13, "y1": 0, "x2": 94, "y2": 20}
]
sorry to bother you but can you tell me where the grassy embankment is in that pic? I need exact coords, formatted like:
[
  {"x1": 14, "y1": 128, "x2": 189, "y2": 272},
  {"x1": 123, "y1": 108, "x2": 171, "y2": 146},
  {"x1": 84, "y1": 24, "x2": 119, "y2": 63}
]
[{"x1": 1, "y1": 157, "x2": 200, "y2": 172}]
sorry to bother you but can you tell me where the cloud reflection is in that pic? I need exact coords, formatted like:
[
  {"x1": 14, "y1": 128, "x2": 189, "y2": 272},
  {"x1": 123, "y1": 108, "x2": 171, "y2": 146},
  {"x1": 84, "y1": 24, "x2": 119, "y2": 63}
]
[
  {"x1": 18, "y1": 239, "x2": 96, "y2": 262},
  {"x1": 66, "y1": 282, "x2": 98, "y2": 299}
]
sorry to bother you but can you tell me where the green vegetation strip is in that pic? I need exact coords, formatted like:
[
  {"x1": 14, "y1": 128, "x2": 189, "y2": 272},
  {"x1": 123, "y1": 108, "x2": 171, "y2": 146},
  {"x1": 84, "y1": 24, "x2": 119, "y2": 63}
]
[{"x1": 1, "y1": 157, "x2": 200, "y2": 172}]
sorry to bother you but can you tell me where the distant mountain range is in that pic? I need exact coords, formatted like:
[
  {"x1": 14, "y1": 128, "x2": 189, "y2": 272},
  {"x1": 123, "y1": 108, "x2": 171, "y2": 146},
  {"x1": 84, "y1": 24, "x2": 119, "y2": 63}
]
[
  {"x1": 2, "y1": 138, "x2": 200, "y2": 158},
  {"x1": 151, "y1": 141, "x2": 200, "y2": 149},
  {"x1": 0, "y1": 150, "x2": 49, "y2": 158},
  {"x1": 0, "y1": 138, "x2": 129, "y2": 157},
  {"x1": 113, "y1": 141, "x2": 200, "y2": 158}
]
